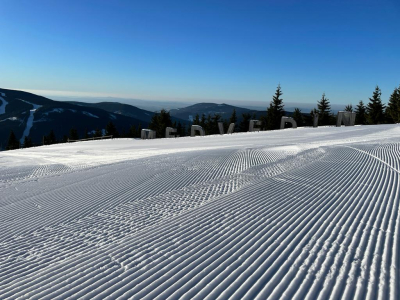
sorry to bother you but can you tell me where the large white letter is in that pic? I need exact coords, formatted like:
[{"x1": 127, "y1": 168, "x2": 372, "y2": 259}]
[
  {"x1": 141, "y1": 129, "x2": 156, "y2": 139},
  {"x1": 227, "y1": 123, "x2": 235, "y2": 134},
  {"x1": 249, "y1": 120, "x2": 261, "y2": 132},
  {"x1": 218, "y1": 122, "x2": 224, "y2": 135},
  {"x1": 313, "y1": 113, "x2": 319, "y2": 128},
  {"x1": 165, "y1": 127, "x2": 178, "y2": 138},
  {"x1": 191, "y1": 125, "x2": 205, "y2": 137},
  {"x1": 218, "y1": 122, "x2": 235, "y2": 134},
  {"x1": 337, "y1": 111, "x2": 356, "y2": 127},
  {"x1": 280, "y1": 116, "x2": 297, "y2": 129}
]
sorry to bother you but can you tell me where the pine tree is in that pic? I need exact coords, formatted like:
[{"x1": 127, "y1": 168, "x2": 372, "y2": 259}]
[
  {"x1": 193, "y1": 114, "x2": 200, "y2": 125},
  {"x1": 23, "y1": 136, "x2": 33, "y2": 148},
  {"x1": 239, "y1": 113, "x2": 251, "y2": 132},
  {"x1": 137, "y1": 123, "x2": 142, "y2": 138},
  {"x1": 386, "y1": 86, "x2": 400, "y2": 123},
  {"x1": 229, "y1": 109, "x2": 237, "y2": 124},
  {"x1": 149, "y1": 109, "x2": 172, "y2": 138},
  {"x1": 176, "y1": 122, "x2": 184, "y2": 137},
  {"x1": 292, "y1": 108, "x2": 304, "y2": 127},
  {"x1": 355, "y1": 100, "x2": 367, "y2": 125},
  {"x1": 366, "y1": 86, "x2": 385, "y2": 124},
  {"x1": 317, "y1": 93, "x2": 332, "y2": 126},
  {"x1": 69, "y1": 128, "x2": 79, "y2": 140},
  {"x1": 204, "y1": 114, "x2": 213, "y2": 135},
  {"x1": 266, "y1": 85, "x2": 285, "y2": 130},
  {"x1": 6, "y1": 130, "x2": 19, "y2": 150},
  {"x1": 200, "y1": 114, "x2": 206, "y2": 128},
  {"x1": 128, "y1": 125, "x2": 136, "y2": 138},
  {"x1": 106, "y1": 121, "x2": 119, "y2": 137},
  {"x1": 47, "y1": 129, "x2": 57, "y2": 144},
  {"x1": 84, "y1": 128, "x2": 89, "y2": 139},
  {"x1": 344, "y1": 104, "x2": 353, "y2": 112},
  {"x1": 94, "y1": 128, "x2": 102, "y2": 138}
]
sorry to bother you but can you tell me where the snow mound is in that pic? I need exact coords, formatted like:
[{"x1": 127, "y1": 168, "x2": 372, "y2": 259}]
[{"x1": 0, "y1": 125, "x2": 399, "y2": 299}]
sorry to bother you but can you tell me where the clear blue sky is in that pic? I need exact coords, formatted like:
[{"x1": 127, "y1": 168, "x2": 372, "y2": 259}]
[{"x1": 1, "y1": 0, "x2": 399, "y2": 106}]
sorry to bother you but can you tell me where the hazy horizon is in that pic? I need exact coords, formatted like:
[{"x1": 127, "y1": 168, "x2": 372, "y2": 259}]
[{"x1": 1, "y1": 0, "x2": 399, "y2": 107}]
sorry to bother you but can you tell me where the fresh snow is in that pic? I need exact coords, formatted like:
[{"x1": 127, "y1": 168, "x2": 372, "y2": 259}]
[
  {"x1": 0, "y1": 125, "x2": 399, "y2": 299},
  {"x1": 0, "y1": 94, "x2": 8, "y2": 115},
  {"x1": 18, "y1": 99, "x2": 42, "y2": 144}
]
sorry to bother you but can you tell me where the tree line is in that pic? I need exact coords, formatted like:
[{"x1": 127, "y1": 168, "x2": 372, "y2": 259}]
[{"x1": 4, "y1": 84, "x2": 400, "y2": 150}]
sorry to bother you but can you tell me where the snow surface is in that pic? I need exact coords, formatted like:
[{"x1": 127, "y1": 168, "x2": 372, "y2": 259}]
[
  {"x1": 0, "y1": 94, "x2": 8, "y2": 115},
  {"x1": 18, "y1": 99, "x2": 42, "y2": 144},
  {"x1": 0, "y1": 125, "x2": 399, "y2": 299}
]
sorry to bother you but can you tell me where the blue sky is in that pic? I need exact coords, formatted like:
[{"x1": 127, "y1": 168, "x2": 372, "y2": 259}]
[{"x1": 1, "y1": 0, "x2": 399, "y2": 106}]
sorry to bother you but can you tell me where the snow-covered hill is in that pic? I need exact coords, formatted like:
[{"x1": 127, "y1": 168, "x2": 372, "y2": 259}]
[{"x1": 0, "y1": 125, "x2": 399, "y2": 299}]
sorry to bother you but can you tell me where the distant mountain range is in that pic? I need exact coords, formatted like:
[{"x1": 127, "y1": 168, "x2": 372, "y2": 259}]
[
  {"x1": 0, "y1": 88, "x2": 299, "y2": 149},
  {"x1": 0, "y1": 88, "x2": 158, "y2": 148}
]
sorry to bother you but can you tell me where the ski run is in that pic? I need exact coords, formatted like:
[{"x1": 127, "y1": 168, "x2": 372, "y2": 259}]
[{"x1": 0, "y1": 124, "x2": 399, "y2": 300}]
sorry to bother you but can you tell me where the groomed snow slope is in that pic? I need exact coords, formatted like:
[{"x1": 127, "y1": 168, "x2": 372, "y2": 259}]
[{"x1": 0, "y1": 125, "x2": 399, "y2": 299}]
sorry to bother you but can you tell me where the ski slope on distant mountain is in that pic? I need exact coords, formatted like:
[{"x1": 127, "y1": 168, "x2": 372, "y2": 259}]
[
  {"x1": 0, "y1": 125, "x2": 399, "y2": 299},
  {"x1": 18, "y1": 99, "x2": 42, "y2": 144},
  {"x1": 0, "y1": 94, "x2": 8, "y2": 115}
]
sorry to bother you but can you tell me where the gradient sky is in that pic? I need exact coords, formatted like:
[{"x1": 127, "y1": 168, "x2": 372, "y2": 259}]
[{"x1": 1, "y1": 0, "x2": 399, "y2": 106}]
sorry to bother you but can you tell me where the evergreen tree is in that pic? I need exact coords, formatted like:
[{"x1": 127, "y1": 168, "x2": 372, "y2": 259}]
[
  {"x1": 128, "y1": 125, "x2": 137, "y2": 138},
  {"x1": 176, "y1": 122, "x2": 184, "y2": 137},
  {"x1": 137, "y1": 123, "x2": 142, "y2": 138},
  {"x1": 94, "y1": 128, "x2": 102, "y2": 138},
  {"x1": 47, "y1": 129, "x2": 57, "y2": 144},
  {"x1": 62, "y1": 135, "x2": 68, "y2": 143},
  {"x1": 149, "y1": 109, "x2": 173, "y2": 138},
  {"x1": 106, "y1": 121, "x2": 119, "y2": 137},
  {"x1": 84, "y1": 128, "x2": 89, "y2": 139},
  {"x1": 23, "y1": 136, "x2": 33, "y2": 148},
  {"x1": 386, "y1": 86, "x2": 400, "y2": 123},
  {"x1": 200, "y1": 114, "x2": 206, "y2": 128},
  {"x1": 292, "y1": 108, "x2": 304, "y2": 127},
  {"x1": 355, "y1": 100, "x2": 367, "y2": 125},
  {"x1": 366, "y1": 86, "x2": 385, "y2": 124},
  {"x1": 229, "y1": 109, "x2": 237, "y2": 124},
  {"x1": 239, "y1": 113, "x2": 252, "y2": 132},
  {"x1": 307, "y1": 108, "x2": 319, "y2": 127},
  {"x1": 69, "y1": 128, "x2": 79, "y2": 140},
  {"x1": 266, "y1": 84, "x2": 285, "y2": 130},
  {"x1": 6, "y1": 130, "x2": 19, "y2": 150},
  {"x1": 317, "y1": 93, "x2": 332, "y2": 126},
  {"x1": 193, "y1": 114, "x2": 200, "y2": 125},
  {"x1": 204, "y1": 114, "x2": 213, "y2": 134},
  {"x1": 344, "y1": 104, "x2": 353, "y2": 112}
]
